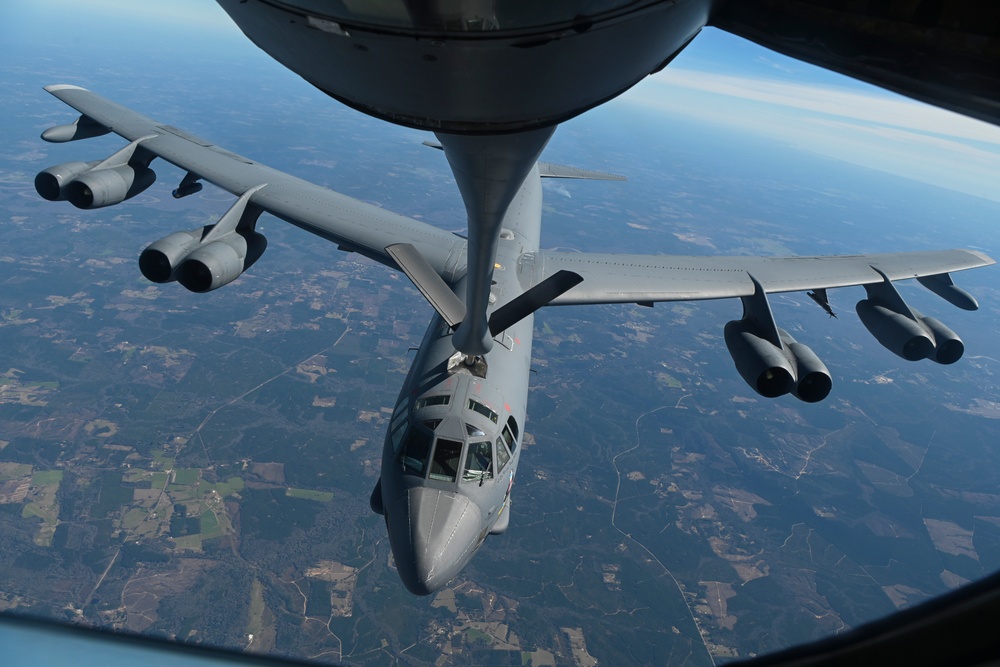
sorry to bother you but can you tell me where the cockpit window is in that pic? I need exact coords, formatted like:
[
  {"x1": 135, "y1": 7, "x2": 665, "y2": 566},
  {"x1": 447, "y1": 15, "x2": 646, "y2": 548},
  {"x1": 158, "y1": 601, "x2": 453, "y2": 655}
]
[
  {"x1": 464, "y1": 441, "x2": 493, "y2": 483},
  {"x1": 506, "y1": 416, "x2": 519, "y2": 449},
  {"x1": 390, "y1": 419, "x2": 409, "y2": 455},
  {"x1": 429, "y1": 438, "x2": 463, "y2": 482},
  {"x1": 415, "y1": 395, "x2": 450, "y2": 410},
  {"x1": 389, "y1": 399, "x2": 409, "y2": 455},
  {"x1": 500, "y1": 424, "x2": 516, "y2": 452},
  {"x1": 467, "y1": 398, "x2": 498, "y2": 424},
  {"x1": 496, "y1": 437, "x2": 511, "y2": 470},
  {"x1": 399, "y1": 427, "x2": 433, "y2": 475},
  {"x1": 465, "y1": 423, "x2": 486, "y2": 437}
]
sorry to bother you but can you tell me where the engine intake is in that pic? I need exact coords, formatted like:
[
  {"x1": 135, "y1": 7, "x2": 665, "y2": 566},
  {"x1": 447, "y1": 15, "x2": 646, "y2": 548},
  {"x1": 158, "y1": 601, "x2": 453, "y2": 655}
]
[
  {"x1": 175, "y1": 231, "x2": 267, "y2": 293},
  {"x1": 785, "y1": 340, "x2": 832, "y2": 403},
  {"x1": 34, "y1": 161, "x2": 100, "y2": 201},
  {"x1": 138, "y1": 188, "x2": 267, "y2": 292},
  {"x1": 917, "y1": 314, "x2": 964, "y2": 365},
  {"x1": 724, "y1": 321, "x2": 832, "y2": 402},
  {"x1": 725, "y1": 321, "x2": 795, "y2": 398},
  {"x1": 64, "y1": 165, "x2": 156, "y2": 209},
  {"x1": 139, "y1": 230, "x2": 205, "y2": 283}
]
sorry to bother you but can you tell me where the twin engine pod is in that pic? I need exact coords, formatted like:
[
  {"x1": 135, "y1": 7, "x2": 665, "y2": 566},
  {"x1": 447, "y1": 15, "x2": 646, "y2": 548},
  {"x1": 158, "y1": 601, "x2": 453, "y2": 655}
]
[
  {"x1": 856, "y1": 300, "x2": 963, "y2": 364},
  {"x1": 139, "y1": 227, "x2": 267, "y2": 293},
  {"x1": 139, "y1": 184, "x2": 267, "y2": 292},
  {"x1": 35, "y1": 161, "x2": 156, "y2": 209},
  {"x1": 724, "y1": 321, "x2": 832, "y2": 403},
  {"x1": 37, "y1": 140, "x2": 268, "y2": 295},
  {"x1": 724, "y1": 269, "x2": 974, "y2": 404}
]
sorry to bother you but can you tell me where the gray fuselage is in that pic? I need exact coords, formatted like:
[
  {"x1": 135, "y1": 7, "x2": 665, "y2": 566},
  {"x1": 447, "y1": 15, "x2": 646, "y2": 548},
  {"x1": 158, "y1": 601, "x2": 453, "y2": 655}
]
[{"x1": 374, "y1": 166, "x2": 542, "y2": 595}]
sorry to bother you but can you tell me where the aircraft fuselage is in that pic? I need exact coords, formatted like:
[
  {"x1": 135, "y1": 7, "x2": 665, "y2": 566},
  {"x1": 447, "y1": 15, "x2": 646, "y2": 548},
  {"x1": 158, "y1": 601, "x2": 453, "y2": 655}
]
[{"x1": 372, "y1": 166, "x2": 543, "y2": 595}]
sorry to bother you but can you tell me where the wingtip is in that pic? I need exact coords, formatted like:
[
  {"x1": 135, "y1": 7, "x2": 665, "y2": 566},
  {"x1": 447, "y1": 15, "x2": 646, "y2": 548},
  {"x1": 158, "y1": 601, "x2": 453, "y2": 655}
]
[
  {"x1": 44, "y1": 84, "x2": 88, "y2": 93},
  {"x1": 964, "y1": 249, "x2": 996, "y2": 266}
]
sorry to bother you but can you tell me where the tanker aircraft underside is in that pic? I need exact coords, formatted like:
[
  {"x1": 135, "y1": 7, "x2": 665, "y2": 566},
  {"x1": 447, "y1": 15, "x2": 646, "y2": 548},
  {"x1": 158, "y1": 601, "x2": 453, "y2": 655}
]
[{"x1": 33, "y1": 0, "x2": 1000, "y2": 594}]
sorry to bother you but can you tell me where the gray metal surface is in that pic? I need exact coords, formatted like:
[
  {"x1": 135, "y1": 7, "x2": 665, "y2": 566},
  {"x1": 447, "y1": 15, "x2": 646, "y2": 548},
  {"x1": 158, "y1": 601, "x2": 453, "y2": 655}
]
[
  {"x1": 529, "y1": 249, "x2": 994, "y2": 306},
  {"x1": 215, "y1": 0, "x2": 711, "y2": 133}
]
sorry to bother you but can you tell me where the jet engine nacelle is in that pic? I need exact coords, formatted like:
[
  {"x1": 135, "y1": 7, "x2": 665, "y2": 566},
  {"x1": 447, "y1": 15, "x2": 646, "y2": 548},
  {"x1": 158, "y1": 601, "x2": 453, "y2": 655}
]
[
  {"x1": 64, "y1": 165, "x2": 156, "y2": 209},
  {"x1": 34, "y1": 161, "x2": 100, "y2": 201},
  {"x1": 138, "y1": 230, "x2": 205, "y2": 284},
  {"x1": 784, "y1": 341, "x2": 833, "y2": 403},
  {"x1": 855, "y1": 299, "x2": 956, "y2": 362},
  {"x1": 175, "y1": 231, "x2": 267, "y2": 293},
  {"x1": 725, "y1": 321, "x2": 795, "y2": 398},
  {"x1": 724, "y1": 321, "x2": 832, "y2": 402},
  {"x1": 916, "y1": 315, "x2": 964, "y2": 365},
  {"x1": 139, "y1": 228, "x2": 266, "y2": 291}
]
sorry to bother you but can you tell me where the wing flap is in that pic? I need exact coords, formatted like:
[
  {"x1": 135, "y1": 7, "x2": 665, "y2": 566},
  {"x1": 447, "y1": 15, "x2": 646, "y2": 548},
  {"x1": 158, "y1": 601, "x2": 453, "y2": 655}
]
[{"x1": 529, "y1": 249, "x2": 995, "y2": 306}]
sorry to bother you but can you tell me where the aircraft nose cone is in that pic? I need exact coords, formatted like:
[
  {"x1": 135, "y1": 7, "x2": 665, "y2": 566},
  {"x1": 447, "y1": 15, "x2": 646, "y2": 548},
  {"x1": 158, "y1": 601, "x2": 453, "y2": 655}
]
[{"x1": 387, "y1": 487, "x2": 483, "y2": 595}]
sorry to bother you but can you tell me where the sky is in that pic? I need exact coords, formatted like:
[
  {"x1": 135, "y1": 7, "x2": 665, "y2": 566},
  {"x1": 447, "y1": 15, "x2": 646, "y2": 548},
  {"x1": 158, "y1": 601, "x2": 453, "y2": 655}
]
[{"x1": 622, "y1": 30, "x2": 1000, "y2": 203}]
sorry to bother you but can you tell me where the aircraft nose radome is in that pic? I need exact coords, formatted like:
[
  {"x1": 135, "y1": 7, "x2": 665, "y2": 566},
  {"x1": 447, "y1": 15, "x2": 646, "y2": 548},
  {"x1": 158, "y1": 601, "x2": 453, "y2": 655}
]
[{"x1": 387, "y1": 487, "x2": 482, "y2": 595}]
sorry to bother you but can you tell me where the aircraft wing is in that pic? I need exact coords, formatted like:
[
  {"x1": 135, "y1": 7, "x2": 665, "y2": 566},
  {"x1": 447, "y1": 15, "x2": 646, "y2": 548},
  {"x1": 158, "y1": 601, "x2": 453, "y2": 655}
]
[
  {"x1": 527, "y1": 247, "x2": 993, "y2": 403},
  {"x1": 709, "y1": 3, "x2": 1000, "y2": 128},
  {"x1": 526, "y1": 248, "x2": 994, "y2": 306},
  {"x1": 39, "y1": 85, "x2": 467, "y2": 278}
]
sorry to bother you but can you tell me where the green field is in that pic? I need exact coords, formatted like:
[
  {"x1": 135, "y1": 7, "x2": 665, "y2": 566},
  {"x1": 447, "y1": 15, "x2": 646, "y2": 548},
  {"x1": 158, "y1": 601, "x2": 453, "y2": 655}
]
[
  {"x1": 285, "y1": 488, "x2": 334, "y2": 502},
  {"x1": 173, "y1": 534, "x2": 202, "y2": 551},
  {"x1": 246, "y1": 579, "x2": 268, "y2": 639},
  {"x1": 173, "y1": 468, "x2": 199, "y2": 485},
  {"x1": 26, "y1": 380, "x2": 59, "y2": 389},
  {"x1": 92, "y1": 472, "x2": 132, "y2": 517},
  {"x1": 200, "y1": 510, "x2": 223, "y2": 540},
  {"x1": 197, "y1": 477, "x2": 245, "y2": 498},
  {"x1": 31, "y1": 470, "x2": 63, "y2": 486},
  {"x1": 212, "y1": 476, "x2": 245, "y2": 497},
  {"x1": 151, "y1": 449, "x2": 175, "y2": 470}
]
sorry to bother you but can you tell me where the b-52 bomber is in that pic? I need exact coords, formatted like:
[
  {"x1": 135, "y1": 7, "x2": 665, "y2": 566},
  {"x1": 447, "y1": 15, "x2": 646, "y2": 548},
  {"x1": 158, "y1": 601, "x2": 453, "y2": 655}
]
[
  {"x1": 35, "y1": 1, "x2": 998, "y2": 594},
  {"x1": 35, "y1": 85, "x2": 993, "y2": 594}
]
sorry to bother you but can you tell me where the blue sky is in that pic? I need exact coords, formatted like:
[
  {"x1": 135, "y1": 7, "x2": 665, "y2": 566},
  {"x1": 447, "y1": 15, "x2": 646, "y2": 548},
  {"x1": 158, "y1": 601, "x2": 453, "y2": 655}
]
[{"x1": 625, "y1": 29, "x2": 1000, "y2": 203}]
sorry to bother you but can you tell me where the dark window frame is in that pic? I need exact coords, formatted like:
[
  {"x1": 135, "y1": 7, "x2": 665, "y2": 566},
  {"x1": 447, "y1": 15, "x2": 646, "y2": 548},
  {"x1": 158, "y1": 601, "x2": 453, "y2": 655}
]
[
  {"x1": 429, "y1": 438, "x2": 463, "y2": 482},
  {"x1": 468, "y1": 398, "x2": 498, "y2": 424}
]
